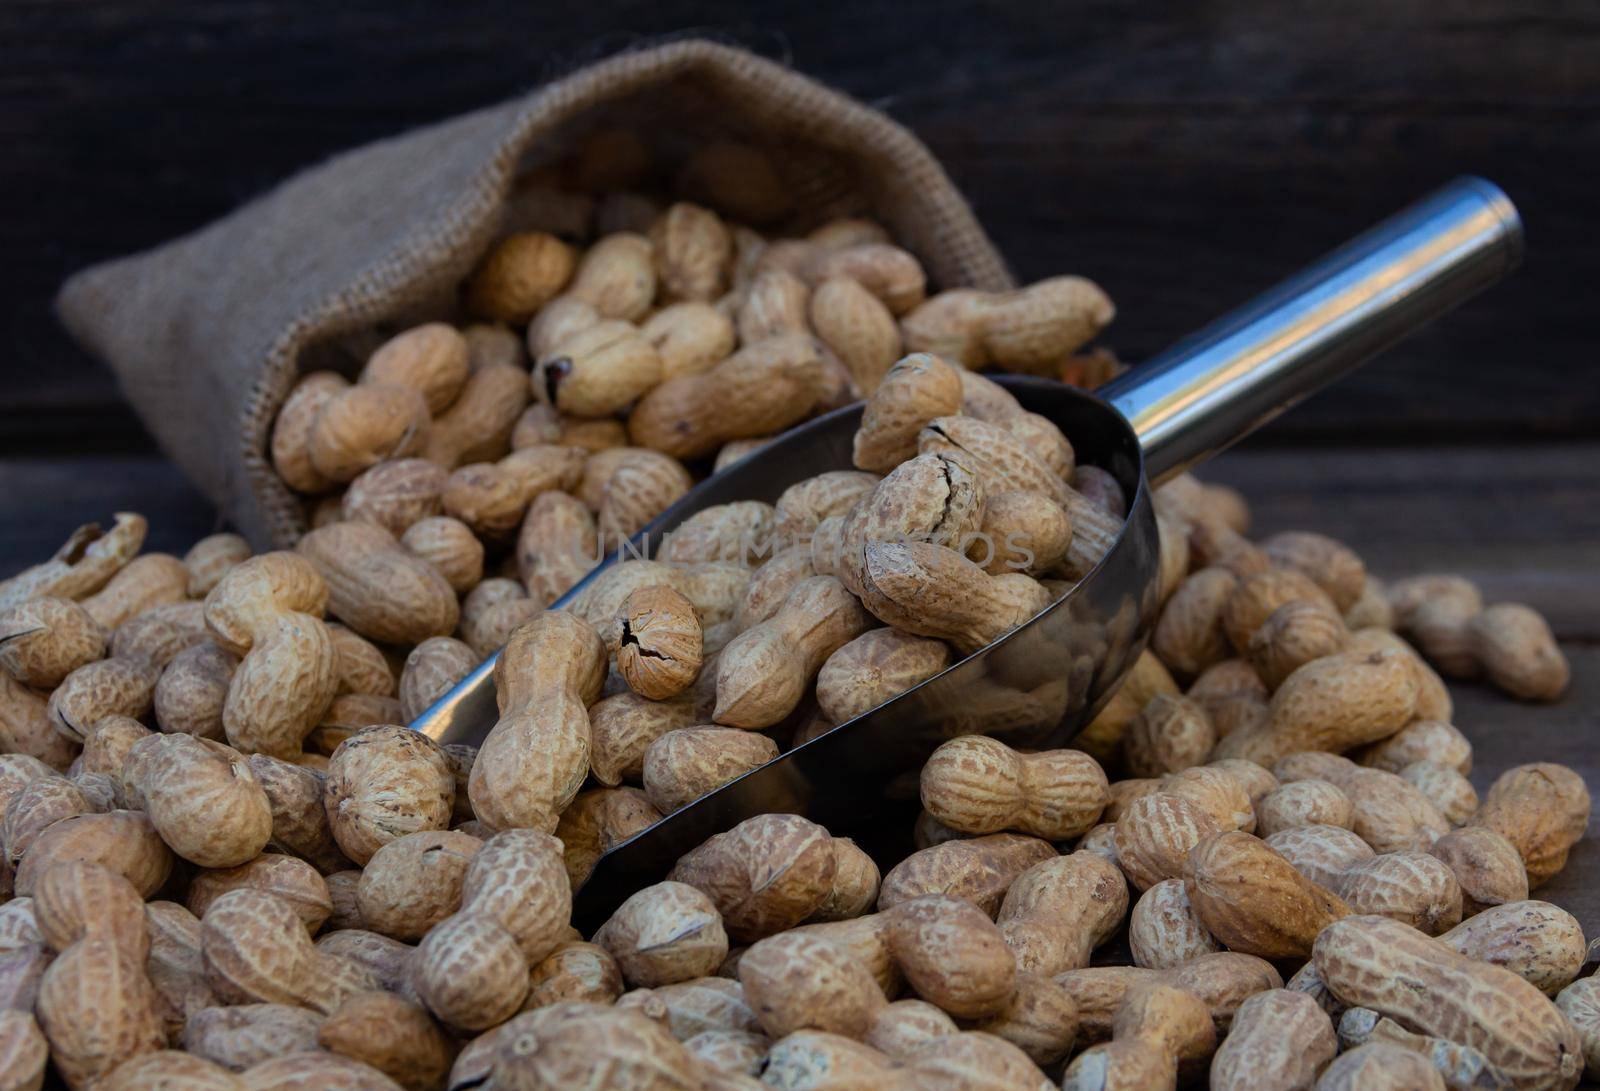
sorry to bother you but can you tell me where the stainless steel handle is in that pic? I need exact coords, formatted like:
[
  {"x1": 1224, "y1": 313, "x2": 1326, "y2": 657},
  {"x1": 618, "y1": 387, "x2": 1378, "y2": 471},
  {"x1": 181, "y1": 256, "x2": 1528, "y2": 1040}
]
[{"x1": 1101, "y1": 176, "x2": 1523, "y2": 482}]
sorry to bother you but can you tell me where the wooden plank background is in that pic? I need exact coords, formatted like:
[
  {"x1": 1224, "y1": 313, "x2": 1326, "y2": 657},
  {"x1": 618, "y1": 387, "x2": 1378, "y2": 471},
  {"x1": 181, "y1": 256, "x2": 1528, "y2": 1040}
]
[{"x1": 2, "y1": 0, "x2": 1597, "y2": 450}]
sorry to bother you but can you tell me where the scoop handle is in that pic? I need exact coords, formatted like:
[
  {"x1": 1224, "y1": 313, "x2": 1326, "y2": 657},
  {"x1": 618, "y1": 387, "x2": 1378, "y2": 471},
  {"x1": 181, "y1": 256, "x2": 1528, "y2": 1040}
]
[{"x1": 1101, "y1": 176, "x2": 1522, "y2": 483}]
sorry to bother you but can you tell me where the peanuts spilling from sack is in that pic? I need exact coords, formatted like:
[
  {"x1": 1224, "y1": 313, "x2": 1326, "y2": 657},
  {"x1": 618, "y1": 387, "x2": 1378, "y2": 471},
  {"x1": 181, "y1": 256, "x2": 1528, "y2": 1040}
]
[
  {"x1": 269, "y1": 130, "x2": 1119, "y2": 567},
  {"x1": 0, "y1": 131, "x2": 1589, "y2": 1091}
]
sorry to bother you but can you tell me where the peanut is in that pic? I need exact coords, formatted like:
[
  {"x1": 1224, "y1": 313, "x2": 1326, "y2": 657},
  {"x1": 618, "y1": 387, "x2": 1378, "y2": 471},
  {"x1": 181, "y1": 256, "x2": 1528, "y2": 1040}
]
[
  {"x1": 1185, "y1": 830, "x2": 1350, "y2": 959},
  {"x1": 0, "y1": 597, "x2": 105, "y2": 689},
  {"x1": 1360, "y1": 718, "x2": 1472, "y2": 774},
  {"x1": 470, "y1": 612, "x2": 604, "y2": 833},
  {"x1": 246, "y1": 753, "x2": 351, "y2": 873},
  {"x1": 1113, "y1": 791, "x2": 1222, "y2": 892},
  {"x1": 201, "y1": 890, "x2": 377, "y2": 1014},
  {"x1": 308, "y1": 379, "x2": 431, "y2": 488},
  {"x1": 200, "y1": 554, "x2": 336, "y2": 757},
  {"x1": 772, "y1": 471, "x2": 880, "y2": 555},
  {"x1": 1471, "y1": 763, "x2": 1590, "y2": 888},
  {"x1": 1265, "y1": 824, "x2": 1375, "y2": 891},
  {"x1": 399, "y1": 515, "x2": 484, "y2": 593},
  {"x1": 0, "y1": 513, "x2": 145, "y2": 610},
  {"x1": 1335, "y1": 1007, "x2": 1498, "y2": 1089},
  {"x1": 852, "y1": 353, "x2": 964, "y2": 473},
  {"x1": 594, "y1": 448, "x2": 694, "y2": 545},
  {"x1": 611, "y1": 585, "x2": 703, "y2": 701},
  {"x1": 301, "y1": 521, "x2": 460, "y2": 644},
  {"x1": 920, "y1": 736, "x2": 1108, "y2": 840},
  {"x1": 642, "y1": 728, "x2": 778, "y2": 814},
  {"x1": 554, "y1": 787, "x2": 662, "y2": 887},
  {"x1": 1330, "y1": 766, "x2": 1451, "y2": 855},
  {"x1": 1185, "y1": 658, "x2": 1268, "y2": 742},
  {"x1": 878, "y1": 832, "x2": 1056, "y2": 917},
  {"x1": 1128, "y1": 878, "x2": 1222, "y2": 970},
  {"x1": 422, "y1": 361, "x2": 530, "y2": 470},
  {"x1": 187, "y1": 856, "x2": 331, "y2": 935},
  {"x1": 514, "y1": 491, "x2": 598, "y2": 607},
  {"x1": 1428, "y1": 825, "x2": 1528, "y2": 915},
  {"x1": 1152, "y1": 568, "x2": 1241, "y2": 680},
  {"x1": 1555, "y1": 977, "x2": 1600, "y2": 1082},
  {"x1": 355, "y1": 829, "x2": 481, "y2": 941},
  {"x1": 1249, "y1": 600, "x2": 1350, "y2": 690},
  {"x1": 317, "y1": 990, "x2": 457, "y2": 1091},
  {"x1": 1337, "y1": 852, "x2": 1462, "y2": 935},
  {"x1": 1124, "y1": 694, "x2": 1215, "y2": 777},
  {"x1": 1210, "y1": 988, "x2": 1337, "y2": 1090},
  {"x1": 973, "y1": 490, "x2": 1073, "y2": 576},
  {"x1": 737, "y1": 929, "x2": 885, "y2": 1039},
  {"x1": 444, "y1": 445, "x2": 587, "y2": 539},
  {"x1": 1255, "y1": 780, "x2": 1354, "y2": 837},
  {"x1": 1056, "y1": 951, "x2": 1282, "y2": 1043},
  {"x1": 856, "y1": 540, "x2": 1050, "y2": 655},
  {"x1": 1214, "y1": 647, "x2": 1420, "y2": 768},
  {"x1": 340, "y1": 458, "x2": 446, "y2": 537},
  {"x1": 180, "y1": 1003, "x2": 322, "y2": 1071},
  {"x1": 882, "y1": 893, "x2": 1016, "y2": 1020},
  {"x1": 412, "y1": 832, "x2": 570, "y2": 1032},
  {"x1": 324, "y1": 725, "x2": 454, "y2": 864},
  {"x1": 997, "y1": 851, "x2": 1128, "y2": 977},
  {"x1": 713, "y1": 576, "x2": 868, "y2": 728},
  {"x1": 15, "y1": 809, "x2": 173, "y2": 898},
  {"x1": 811, "y1": 275, "x2": 901, "y2": 394},
  {"x1": 1388, "y1": 573, "x2": 1483, "y2": 679},
  {"x1": 1439, "y1": 901, "x2": 1586, "y2": 995},
  {"x1": 47, "y1": 655, "x2": 158, "y2": 745},
  {"x1": 815, "y1": 628, "x2": 951, "y2": 726},
  {"x1": 669, "y1": 814, "x2": 836, "y2": 942},
  {"x1": 396, "y1": 637, "x2": 476, "y2": 724},
  {"x1": 487, "y1": 1002, "x2": 700, "y2": 1088},
  {"x1": 533, "y1": 319, "x2": 662, "y2": 418},
  {"x1": 642, "y1": 301, "x2": 737, "y2": 380},
  {"x1": 123, "y1": 733, "x2": 273, "y2": 867},
  {"x1": 1315, "y1": 1041, "x2": 1447, "y2": 1090},
  {"x1": 1260, "y1": 531, "x2": 1366, "y2": 614},
  {"x1": 1472, "y1": 603, "x2": 1570, "y2": 702},
  {"x1": 628, "y1": 334, "x2": 825, "y2": 460},
  {"x1": 526, "y1": 941, "x2": 625, "y2": 1010},
  {"x1": 76, "y1": 713, "x2": 151, "y2": 778},
  {"x1": 33, "y1": 863, "x2": 165, "y2": 1088},
  {"x1": 459, "y1": 579, "x2": 538, "y2": 658},
  {"x1": 1315, "y1": 914, "x2": 1582, "y2": 1089},
  {"x1": 467, "y1": 232, "x2": 576, "y2": 323},
  {"x1": 616, "y1": 974, "x2": 760, "y2": 1040},
  {"x1": 0, "y1": 674, "x2": 78, "y2": 771},
  {"x1": 822, "y1": 452, "x2": 984, "y2": 596},
  {"x1": 594, "y1": 881, "x2": 729, "y2": 989},
  {"x1": 1399, "y1": 760, "x2": 1478, "y2": 825}
]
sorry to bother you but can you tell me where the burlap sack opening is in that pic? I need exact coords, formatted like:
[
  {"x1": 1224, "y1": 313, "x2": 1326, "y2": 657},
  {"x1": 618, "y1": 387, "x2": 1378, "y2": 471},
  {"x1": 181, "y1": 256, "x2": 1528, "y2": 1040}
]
[{"x1": 56, "y1": 38, "x2": 1013, "y2": 550}]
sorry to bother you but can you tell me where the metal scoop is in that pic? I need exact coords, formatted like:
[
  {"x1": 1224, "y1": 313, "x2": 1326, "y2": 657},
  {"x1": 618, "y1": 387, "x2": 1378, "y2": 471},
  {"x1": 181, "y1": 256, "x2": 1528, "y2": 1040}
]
[{"x1": 413, "y1": 177, "x2": 1522, "y2": 929}]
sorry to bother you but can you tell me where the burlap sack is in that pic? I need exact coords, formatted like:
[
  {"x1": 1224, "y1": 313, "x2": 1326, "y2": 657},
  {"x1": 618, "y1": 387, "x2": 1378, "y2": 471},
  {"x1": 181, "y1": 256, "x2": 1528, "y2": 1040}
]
[{"x1": 56, "y1": 38, "x2": 1013, "y2": 549}]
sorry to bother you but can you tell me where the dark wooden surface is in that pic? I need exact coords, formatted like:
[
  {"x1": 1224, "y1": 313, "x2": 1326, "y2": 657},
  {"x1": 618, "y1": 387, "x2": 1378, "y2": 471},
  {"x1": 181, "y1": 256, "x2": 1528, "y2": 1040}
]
[{"x1": 3, "y1": 0, "x2": 1598, "y2": 450}]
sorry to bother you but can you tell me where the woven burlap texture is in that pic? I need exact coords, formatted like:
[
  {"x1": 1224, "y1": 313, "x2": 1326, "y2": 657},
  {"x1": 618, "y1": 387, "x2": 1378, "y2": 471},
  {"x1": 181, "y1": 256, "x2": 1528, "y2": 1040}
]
[{"x1": 55, "y1": 38, "x2": 1013, "y2": 549}]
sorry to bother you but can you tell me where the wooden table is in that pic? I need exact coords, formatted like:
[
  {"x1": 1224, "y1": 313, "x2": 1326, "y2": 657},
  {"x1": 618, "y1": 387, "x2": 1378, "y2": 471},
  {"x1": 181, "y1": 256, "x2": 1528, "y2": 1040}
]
[{"x1": 3, "y1": 440, "x2": 1595, "y2": 940}]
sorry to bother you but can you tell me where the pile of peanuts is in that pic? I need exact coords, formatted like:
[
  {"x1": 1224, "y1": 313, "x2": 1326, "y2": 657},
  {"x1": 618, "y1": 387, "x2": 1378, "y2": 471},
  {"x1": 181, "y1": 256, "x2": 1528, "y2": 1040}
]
[
  {"x1": 269, "y1": 127, "x2": 1118, "y2": 617},
  {"x1": 0, "y1": 135, "x2": 1591, "y2": 1089}
]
